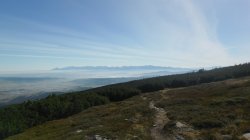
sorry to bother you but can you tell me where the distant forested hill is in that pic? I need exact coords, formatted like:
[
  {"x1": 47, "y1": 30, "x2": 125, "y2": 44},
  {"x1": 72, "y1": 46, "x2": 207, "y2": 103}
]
[{"x1": 1, "y1": 63, "x2": 250, "y2": 139}]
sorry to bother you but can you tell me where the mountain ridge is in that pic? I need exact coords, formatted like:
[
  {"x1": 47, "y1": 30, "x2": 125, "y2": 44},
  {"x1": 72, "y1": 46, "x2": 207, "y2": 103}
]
[
  {"x1": 7, "y1": 76, "x2": 250, "y2": 140},
  {"x1": 52, "y1": 65, "x2": 192, "y2": 71}
]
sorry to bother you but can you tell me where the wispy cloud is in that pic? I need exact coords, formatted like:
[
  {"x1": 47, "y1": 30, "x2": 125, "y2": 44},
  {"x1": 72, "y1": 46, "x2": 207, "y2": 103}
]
[
  {"x1": 120, "y1": 0, "x2": 234, "y2": 67},
  {"x1": 0, "y1": 0, "x2": 249, "y2": 71}
]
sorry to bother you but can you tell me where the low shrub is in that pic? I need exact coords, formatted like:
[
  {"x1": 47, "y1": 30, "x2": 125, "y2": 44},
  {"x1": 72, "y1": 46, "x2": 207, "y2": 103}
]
[{"x1": 192, "y1": 118, "x2": 224, "y2": 129}]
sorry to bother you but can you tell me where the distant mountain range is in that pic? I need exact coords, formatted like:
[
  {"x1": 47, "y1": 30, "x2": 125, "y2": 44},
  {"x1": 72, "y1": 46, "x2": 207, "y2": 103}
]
[{"x1": 53, "y1": 65, "x2": 192, "y2": 72}]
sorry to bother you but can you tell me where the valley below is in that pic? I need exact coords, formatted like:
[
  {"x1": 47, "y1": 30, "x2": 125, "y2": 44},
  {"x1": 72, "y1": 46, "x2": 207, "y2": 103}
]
[{"x1": 0, "y1": 66, "x2": 190, "y2": 107}]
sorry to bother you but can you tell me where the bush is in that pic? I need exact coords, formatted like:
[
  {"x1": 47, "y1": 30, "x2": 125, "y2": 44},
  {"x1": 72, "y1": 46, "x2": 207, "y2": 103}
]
[
  {"x1": 163, "y1": 120, "x2": 176, "y2": 132},
  {"x1": 192, "y1": 118, "x2": 224, "y2": 129},
  {"x1": 138, "y1": 83, "x2": 164, "y2": 92}
]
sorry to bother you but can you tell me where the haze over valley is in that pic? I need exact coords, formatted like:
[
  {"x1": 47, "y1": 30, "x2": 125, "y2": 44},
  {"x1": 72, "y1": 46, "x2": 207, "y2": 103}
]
[{"x1": 0, "y1": 66, "x2": 191, "y2": 106}]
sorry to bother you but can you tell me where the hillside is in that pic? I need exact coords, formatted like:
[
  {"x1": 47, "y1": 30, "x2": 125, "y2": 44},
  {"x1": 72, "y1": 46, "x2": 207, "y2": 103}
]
[
  {"x1": 1, "y1": 63, "x2": 250, "y2": 139},
  {"x1": 7, "y1": 76, "x2": 250, "y2": 140}
]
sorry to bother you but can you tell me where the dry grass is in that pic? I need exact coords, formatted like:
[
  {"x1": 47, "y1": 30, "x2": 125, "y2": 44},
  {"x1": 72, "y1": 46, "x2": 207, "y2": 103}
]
[
  {"x1": 7, "y1": 77, "x2": 250, "y2": 140},
  {"x1": 154, "y1": 77, "x2": 250, "y2": 139},
  {"x1": 7, "y1": 96, "x2": 154, "y2": 140}
]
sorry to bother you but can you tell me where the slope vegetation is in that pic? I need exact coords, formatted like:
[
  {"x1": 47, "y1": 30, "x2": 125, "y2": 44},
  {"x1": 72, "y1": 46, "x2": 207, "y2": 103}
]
[
  {"x1": 7, "y1": 76, "x2": 250, "y2": 140},
  {"x1": 1, "y1": 63, "x2": 250, "y2": 139},
  {"x1": 7, "y1": 96, "x2": 153, "y2": 140}
]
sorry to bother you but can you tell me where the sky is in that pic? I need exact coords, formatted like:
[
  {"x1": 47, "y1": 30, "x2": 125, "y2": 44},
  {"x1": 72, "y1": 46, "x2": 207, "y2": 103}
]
[{"x1": 0, "y1": 0, "x2": 250, "y2": 72}]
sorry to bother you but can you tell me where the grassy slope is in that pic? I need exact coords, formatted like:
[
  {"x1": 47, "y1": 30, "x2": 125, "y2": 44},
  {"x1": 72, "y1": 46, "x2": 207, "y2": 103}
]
[
  {"x1": 155, "y1": 77, "x2": 250, "y2": 139},
  {"x1": 2, "y1": 63, "x2": 250, "y2": 139},
  {"x1": 7, "y1": 96, "x2": 154, "y2": 140},
  {"x1": 7, "y1": 77, "x2": 250, "y2": 140}
]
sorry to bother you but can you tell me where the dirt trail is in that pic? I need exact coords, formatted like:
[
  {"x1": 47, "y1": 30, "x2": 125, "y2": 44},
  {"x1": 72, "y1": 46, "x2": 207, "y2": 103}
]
[
  {"x1": 149, "y1": 101, "x2": 170, "y2": 140},
  {"x1": 148, "y1": 89, "x2": 199, "y2": 140}
]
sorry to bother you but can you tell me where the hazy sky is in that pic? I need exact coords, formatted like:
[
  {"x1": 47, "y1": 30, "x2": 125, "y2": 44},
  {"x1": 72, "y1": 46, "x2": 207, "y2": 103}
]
[{"x1": 0, "y1": 0, "x2": 250, "y2": 72}]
